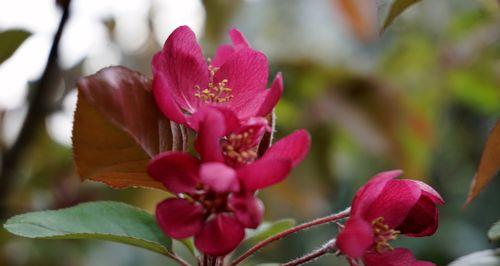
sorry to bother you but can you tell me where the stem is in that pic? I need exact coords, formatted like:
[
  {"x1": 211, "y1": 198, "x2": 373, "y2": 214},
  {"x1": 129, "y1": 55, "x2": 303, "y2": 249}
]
[
  {"x1": 166, "y1": 252, "x2": 191, "y2": 266},
  {"x1": 229, "y1": 208, "x2": 350, "y2": 266},
  {"x1": 201, "y1": 255, "x2": 222, "y2": 266},
  {"x1": 281, "y1": 239, "x2": 336, "y2": 266}
]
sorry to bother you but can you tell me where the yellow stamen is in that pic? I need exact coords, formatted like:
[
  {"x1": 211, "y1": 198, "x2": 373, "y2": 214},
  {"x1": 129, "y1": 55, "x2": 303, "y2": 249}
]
[
  {"x1": 194, "y1": 65, "x2": 233, "y2": 103},
  {"x1": 372, "y1": 217, "x2": 400, "y2": 253}
]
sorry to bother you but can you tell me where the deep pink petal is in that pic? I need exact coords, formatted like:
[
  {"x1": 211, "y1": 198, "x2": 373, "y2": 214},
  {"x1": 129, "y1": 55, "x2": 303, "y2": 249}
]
[
  {"x1": 214, "y1": 48, "x2": 268, "y2": 119},
  {"x1": 396, "y1": 194, "x2": 439, "y2": 237},
  {"x1": 190, "y1": 108, "x2": 226, "y2": 162},
  {"x1": 229, "y1": 28, "x2": 250, "y2": 48},
  {"x1": 237, "y1": 158, "x2": 292, "y2": 191},
  {"x1": 233, "y1": 117, "x2": 270, "y2": 146},
  {"x1": 228, "y1": 193, "x2": 264, "y2": 229},
  {"x1": 188, "y1": 106, "x2": 240, "y2": 133},
  {"x1": 351, "y1": 170, "x2": 403, "y2": 216},
  {"x1": 200, "y1": 162, "x2": 240, "y2": 193},
  {"x1": 336, "y1": 216, "x2": 374, "y2": 259},
  {"x1": 262, "y1": 129, "x2": 311, "y2": 167},
  {"x1": 363, "y1": 179, "x2": 422, "y2": 228},
  {"x1": 363, "y1": 248, "x2": 435, "y2": 266},
  {"x1": 152, "y1": 25, "x2": 208, "y2": 115},
  {"x1": 407, "y1": 180, "x2": 444, "y2": 205},
  {"x1": 148, "y1": 152, "x2": 200, "y2": 194},
  {"x1": 156, "y1": 198, "x2": 204, "y2": 239},
  {"x1": 194, "y1": 214, "x2": 245, "y2": 256},
  {"x1": 211, "y1": 44, "x2": 235, "y2": 68},
  {"x1": 152, "y1": 70, "x2": 187, "y2": 124},
  {"x1": 256, "y1": 73, "x2": 284, "y2": 117}
]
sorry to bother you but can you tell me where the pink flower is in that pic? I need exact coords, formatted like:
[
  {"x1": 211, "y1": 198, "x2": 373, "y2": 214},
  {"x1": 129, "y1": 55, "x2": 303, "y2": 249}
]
[
  {"x1": 336, "y1": 170, "x2": 444, "y2": 266},
  {"x1": 189, "y1": 106, "x2": 310, "y2": 170},
  {"x1": 148, "y1": 127, "x2": 310, "y2": 255},
  {"x1": 152, "y1": 26, "x2": 283, "y2": 127}
]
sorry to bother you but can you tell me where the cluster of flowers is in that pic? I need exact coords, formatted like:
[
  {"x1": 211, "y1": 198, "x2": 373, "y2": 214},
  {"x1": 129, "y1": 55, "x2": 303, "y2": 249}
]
[
  {"x1": 148, "y1": 26, "x2": 310, "y2": 256},
  {"x1": 148, "y1": 26, "x2": 444, "y2": 265}
]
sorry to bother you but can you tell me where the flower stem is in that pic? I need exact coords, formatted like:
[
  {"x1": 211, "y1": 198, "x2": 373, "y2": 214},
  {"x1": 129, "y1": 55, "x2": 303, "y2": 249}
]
[
  {"x1": 282, "y1": 239, "x2": 336, "y2": 266},
  {"x1": 166, "y1": 252, "x2": 191, "y2": 266},
  {"x1": 229, "y1": 207, "x2": 350, "y2": 266}
]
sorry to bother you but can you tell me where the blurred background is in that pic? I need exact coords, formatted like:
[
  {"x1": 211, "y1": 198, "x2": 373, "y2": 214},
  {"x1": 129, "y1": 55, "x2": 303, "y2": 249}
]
[{"x1": 0, "y1": 0, "x2": 499, "y2": 265}]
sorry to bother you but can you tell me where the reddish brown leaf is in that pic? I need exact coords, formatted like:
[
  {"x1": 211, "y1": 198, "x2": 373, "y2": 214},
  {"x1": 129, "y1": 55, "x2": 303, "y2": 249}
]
[
  {"x1": 73, "y1": 66, "x2": 183, "y2": 190},
  {"x1": 466, "y1": 120, "x2": 500, "y2": 204},
  {"x1": 335, "y1": 0, "x2": 378, "y2": 42}
]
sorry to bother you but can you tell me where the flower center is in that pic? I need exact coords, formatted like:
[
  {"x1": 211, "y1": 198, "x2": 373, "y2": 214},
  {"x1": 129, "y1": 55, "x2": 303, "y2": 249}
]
[
  {"x1": 191, "y1": 190, "x2": 229, "y2": 215},
  {"x1": 222, "y1": 130, "x2": 258, "y2": 166},
  {"x1": 194, "y1": 66, "x2": 233, "y2": 103},
  {"x1": 372, "y1": 217, "x2": 400, "y2": 253}
]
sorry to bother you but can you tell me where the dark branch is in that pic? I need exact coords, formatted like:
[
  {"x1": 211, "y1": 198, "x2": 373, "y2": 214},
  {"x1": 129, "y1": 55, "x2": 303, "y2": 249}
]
[{"x1": 0, "y1": 0, "x2": 72, "y2": 219}]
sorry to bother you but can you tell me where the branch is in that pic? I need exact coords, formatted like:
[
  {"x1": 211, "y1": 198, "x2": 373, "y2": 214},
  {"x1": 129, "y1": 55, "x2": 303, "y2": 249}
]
[
  {"x1": 0, "y1": 0, "x2": 71, "y2": 218},
  {"x1": 229, "y1": 208, "x2": 350, "y2": 266},
  {"x1": 281, "y1": 239, "x2": 336, "y2": 266}
]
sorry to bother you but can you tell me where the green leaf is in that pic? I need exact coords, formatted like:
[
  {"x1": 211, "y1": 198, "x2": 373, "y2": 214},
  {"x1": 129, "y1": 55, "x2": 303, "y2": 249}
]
[
  {"x1": 488, "y1": 220, "x2": 500, "y2": 242},
  {"x1": 3, "y1": 201, "x2": 173, "y2": 256},
  {"x1": 244, "y1": 219, "x2": 295, "y2": 246},
  {"x1": 381, "y1": 0, "x2": 422, "y2": 32},
  {"x1": 0, "y1": 29, "x2": 31, "y2": 64},
  {"x1": 448, "y1": 249, "x2": 500, "y2": 266}
]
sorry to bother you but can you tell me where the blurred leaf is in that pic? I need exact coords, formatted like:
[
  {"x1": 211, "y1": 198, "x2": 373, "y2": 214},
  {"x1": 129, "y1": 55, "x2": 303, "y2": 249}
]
[
  {"x1": 3, "y1": 201, "x2": 173, "y2": 256},
  {"x1": 381, "y1": 0, "x2": 422, "y2": 32},
  {"x1": 73, "y1": 66, "x2": 186, "y2": 190},
  {"x1": 488, "y1": 220, "x2": 500, "y2": 242},
  {"x1": 448, "y1": 249, "x2": 500, "y2": 266},
  {"x1": 0, "y1": 29, "x2": 30, "y2": 64},
  {"x1": 466, "y1": 120, "x2": 500, "y2": 204},
  {"x1": 335, "y1": 0, "x2": 377, "y2": 41},
  {"x1": 244, "y1": 219, "x2": 295, "y2": 246}
]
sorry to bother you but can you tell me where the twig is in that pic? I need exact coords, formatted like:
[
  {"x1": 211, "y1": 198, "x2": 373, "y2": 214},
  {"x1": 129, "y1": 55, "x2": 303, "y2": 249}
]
[
  {"x1": 281, "y1": 239, "x2": 336, "y2": 266},
  {"x1": 229, "y1": 208, "x2": 350, "y2": 266},
  {"x1": 166, "y1": 252, "x2": 191, "y2": 266},
  {"x1": 0, "y1": 0, "x2": 71, "y2": 218}
]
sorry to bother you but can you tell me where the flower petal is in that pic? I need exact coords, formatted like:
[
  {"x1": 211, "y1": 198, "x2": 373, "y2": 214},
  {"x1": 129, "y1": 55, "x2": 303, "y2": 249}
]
[
  {"x1": 200, "y1": 162, "x2": 240, "y2": 193},
  {"x1": 407, "y1": 180, "x2": 444, "y2": 205},
  {"x1": 228, "y1": 193, "x2": 264, "y2": 229},
  {"x1": 396, "y1": 194, "x2": 439, "y2": 237},
  {"x1": 156, "y1": 198, "x2": 204, "y2": 239},
  {"x1": 237, "y1": 158, "x2": 292, "y2": 191},
  {"x1": 194, "y1": 214, "x2": 245, "y2": 256},
  {"x1": 214, "y1": 48, "x2": 268, "y2": 119},
  {"x1": 363, "y1": 248, "x2": 435, "y2": 266},
  {"x1": 256, "y1": 73, "x2": 284, "y2": 117},
  {"x1": 152, "y1": 70, "x2": 187, "y2": 124},
  {"x1": 148, "y1": 152, "x2": 200, "y2": 194},
  {"x1": 363, "y1": 179, "x2": 422, "y2": 228},
  {"x1": 336, "y1": 216, "x2": 374, "y2": 259},
  {"x1": 229, "y1": 28, "x2": 251, "y2": 48},
  {"x1": 190, "y1": 106, "x2": 240, "y2": 161},
  {"x1": 152, "y1": 25, "x2": 208, "y2": 115},
  {"x1": 211, "y1": 44, "x2": 235, "y2": 68},
  {"x1": 262, "y1": 129, "x2": 311, "y2": 167},
  {"x1": 351, "y1": 170, "x2": 402, "y2": 216}
]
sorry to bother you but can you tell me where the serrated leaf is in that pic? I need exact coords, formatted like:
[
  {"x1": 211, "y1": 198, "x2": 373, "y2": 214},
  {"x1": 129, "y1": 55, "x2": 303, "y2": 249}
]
[
  {"x1": 381, "y1": 0, "x2": 422, "y2": 32},
  {"x1": 3, "y1": 201, "x2": 173, "y2": 256},
  {"x1": 0, "y1": 29, "x2": 30, "y2": 64},
  {"x1": 466, "y1": 120, "x2": 500, "y2": 204},
  {"x1": 448, "y1": 249, "x2": 500, "y2": 266},
  {"x1": 488, "y1": 220, "x2": 500, "y2": 242},
  {"x1": 73, "y1": 66, "x2": 187, "y2": 190},
  {"x1": 244, "y1": 219, "x2": 295, "y2": 246}
]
